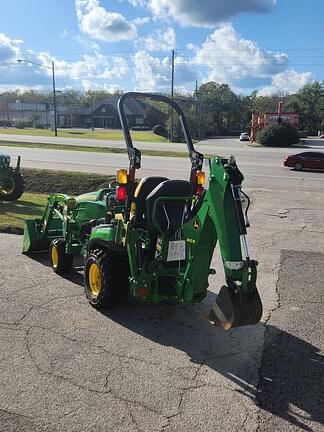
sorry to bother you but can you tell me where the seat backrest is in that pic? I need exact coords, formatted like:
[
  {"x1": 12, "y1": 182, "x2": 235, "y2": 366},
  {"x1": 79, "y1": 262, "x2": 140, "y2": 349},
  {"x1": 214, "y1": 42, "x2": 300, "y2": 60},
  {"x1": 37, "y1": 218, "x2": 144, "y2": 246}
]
[
  {"x1": 146, "y1": 180, "x2": 193, "y2": 234},
  {"x1": 131, "y1": 176, "x2": 168, "y2": 227}
]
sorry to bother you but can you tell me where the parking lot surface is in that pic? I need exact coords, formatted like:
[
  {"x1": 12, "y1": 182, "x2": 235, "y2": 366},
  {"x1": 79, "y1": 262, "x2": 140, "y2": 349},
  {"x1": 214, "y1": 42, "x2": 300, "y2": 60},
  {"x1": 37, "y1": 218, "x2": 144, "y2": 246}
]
[{"x1": 1, "y1": 160, "x2": 324, "y2": 431}]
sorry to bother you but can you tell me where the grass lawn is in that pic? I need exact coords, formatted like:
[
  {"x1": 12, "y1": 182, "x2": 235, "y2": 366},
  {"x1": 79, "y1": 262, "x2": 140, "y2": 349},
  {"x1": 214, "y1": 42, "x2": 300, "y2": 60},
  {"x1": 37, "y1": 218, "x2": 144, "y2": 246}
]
[
  {"x1": 0, "y1": 192, "x2": 47, "y2": 232},
  {"x1": 0, "y1": 127, "x2": 167, "y2": 143},
  {"x1": 0, "y1": 140, "x2": 192, "y2": 159},
  {"x1": 0, "y1": 169, "x2": 115, "y2": 232}
]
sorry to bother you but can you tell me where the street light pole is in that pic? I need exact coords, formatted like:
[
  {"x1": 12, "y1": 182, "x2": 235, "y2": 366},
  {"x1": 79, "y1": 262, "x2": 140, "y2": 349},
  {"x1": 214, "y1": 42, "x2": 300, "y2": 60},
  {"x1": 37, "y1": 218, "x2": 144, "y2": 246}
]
[
  {"x1": 17, "y1": 58, "x2": 58, "y2": 137},
  {"x1": 51, "y1": 61, "x2": 57, "y2": 136}
]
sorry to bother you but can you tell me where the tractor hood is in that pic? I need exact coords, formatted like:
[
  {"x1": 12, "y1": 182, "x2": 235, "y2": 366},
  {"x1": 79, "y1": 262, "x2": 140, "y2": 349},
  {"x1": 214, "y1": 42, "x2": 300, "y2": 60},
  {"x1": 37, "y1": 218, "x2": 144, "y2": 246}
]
[{"x1": 75, "y1": 189, "x2": 109, "y2": 203}]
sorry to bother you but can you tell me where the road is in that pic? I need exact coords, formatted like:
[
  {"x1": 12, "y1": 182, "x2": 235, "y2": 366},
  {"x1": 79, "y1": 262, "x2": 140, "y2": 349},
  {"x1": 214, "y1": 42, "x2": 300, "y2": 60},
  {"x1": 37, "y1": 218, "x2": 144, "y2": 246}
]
[
  {"x1": 1, "y1": 137, "x2": 324, "y2": 431},
  {"x1": 2, "y1": 137, "x2": 324, "y2": 193}
]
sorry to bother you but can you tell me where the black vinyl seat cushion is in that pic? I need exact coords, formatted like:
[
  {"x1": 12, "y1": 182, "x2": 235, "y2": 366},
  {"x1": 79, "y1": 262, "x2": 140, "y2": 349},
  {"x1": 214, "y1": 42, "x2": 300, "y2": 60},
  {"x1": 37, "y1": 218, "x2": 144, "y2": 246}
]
[
  {"x1": 146, "y1": 180, "x2": 193, "y2": 235},
  {"x1": 132, "y1": 176, "x2": 168, "y2": 228}
]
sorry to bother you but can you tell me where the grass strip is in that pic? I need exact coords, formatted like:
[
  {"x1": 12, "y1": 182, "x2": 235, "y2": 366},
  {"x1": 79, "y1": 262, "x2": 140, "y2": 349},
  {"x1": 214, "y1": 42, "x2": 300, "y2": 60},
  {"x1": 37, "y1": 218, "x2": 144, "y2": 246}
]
[
  {"x1": 0, "y1": 168, "x2": 116, "y2": 232},
  {"x1": 0, "y1": 192, "x2": 47, "y2": 233},
  {"x1": 21, "y1": 168, "x2": 115, "y2": 195},
  {"x1": 0, "y1": 128, "x2": 167, "y2": 143},
  {"x1": 0, "y1": 140, "x2": 193, "y2": 159}
]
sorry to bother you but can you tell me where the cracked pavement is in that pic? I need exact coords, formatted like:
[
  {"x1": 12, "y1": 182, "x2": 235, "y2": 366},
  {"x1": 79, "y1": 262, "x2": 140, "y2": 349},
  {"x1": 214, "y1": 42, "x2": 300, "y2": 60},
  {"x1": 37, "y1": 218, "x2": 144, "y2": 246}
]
[{"x1": 1, "y1": 184, "x2": 324, "y2": 431}]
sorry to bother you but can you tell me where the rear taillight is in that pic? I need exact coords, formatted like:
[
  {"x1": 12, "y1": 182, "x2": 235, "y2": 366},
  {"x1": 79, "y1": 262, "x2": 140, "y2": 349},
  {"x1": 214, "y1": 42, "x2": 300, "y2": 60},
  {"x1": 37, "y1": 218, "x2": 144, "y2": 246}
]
[
  {"x1": 116, "y1": 185, "x2": 127, "y2": 203},
  {"x1": 116, "y1": 168, "x2": 128, "y2": 204},
  {"x1": 195, "y1": 184, "x2": 205, "y2": 196},
  {"x1": 195, "y1": 171, "x2": 205, "y2": 196}
]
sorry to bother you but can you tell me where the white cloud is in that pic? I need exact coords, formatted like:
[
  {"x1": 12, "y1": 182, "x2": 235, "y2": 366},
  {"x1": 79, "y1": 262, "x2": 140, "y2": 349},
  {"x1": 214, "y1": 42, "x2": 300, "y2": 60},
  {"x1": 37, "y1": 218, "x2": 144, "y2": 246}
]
[
  {"x1": 133, "y1": 50, "x2": 195, "y2": 91},
  {"x1": 81, "y1": 79, "x2": 122, "y2": 93},
  {"x1": 100, "y1": 57, "x2": 128, "y2": 79},
  {"x1": 258, "y1": 70, "x2": 313, "y2": 96},
  {"x1": 0, "y1": 33, "x2": 23, "y2": 62},
  {"x1": 138, "y1": 27, "x2": 176, "y2": 52},
  {"x1": 37, "y1": 51, "x2": 128, "y2": 83},
  {"x1": 75, "y1": 0, "x2": 137, "y2": 42},
  {"x1": 128, "y1": 0, "x2": 146, "y2": 6},
  {"x1": 132, "y1": 0, "x2": 276, "y2": 27},
  {"x1": 192, "y1": 24, "x2": 288, "y2": 87},
  {"x1": 132, "y1": 16, "x2": 150, "y2": 25}
]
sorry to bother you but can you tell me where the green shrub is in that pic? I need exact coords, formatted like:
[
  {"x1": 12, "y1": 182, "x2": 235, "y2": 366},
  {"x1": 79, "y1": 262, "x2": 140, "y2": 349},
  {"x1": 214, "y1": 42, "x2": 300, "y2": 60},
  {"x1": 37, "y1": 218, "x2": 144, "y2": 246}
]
[
  {"x1": 152, "y1": 123, "x2": 168, "y2": 139},
  {"x1": 257, "y1": 123, "x2": 299, "y2": 147},
  {"x1": 13, "y1": 119, "x2": 33, "y2": 129},
  {"x1": 0, "y1": 119, "x2": 12, "y2": 127}
]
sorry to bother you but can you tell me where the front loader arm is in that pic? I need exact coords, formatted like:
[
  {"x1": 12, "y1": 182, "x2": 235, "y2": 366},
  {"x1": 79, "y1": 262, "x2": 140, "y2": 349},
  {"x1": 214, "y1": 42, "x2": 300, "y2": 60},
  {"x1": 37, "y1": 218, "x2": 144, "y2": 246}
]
[{"x1": 198, "y1": 156, "x2": 262, "y2": 329}]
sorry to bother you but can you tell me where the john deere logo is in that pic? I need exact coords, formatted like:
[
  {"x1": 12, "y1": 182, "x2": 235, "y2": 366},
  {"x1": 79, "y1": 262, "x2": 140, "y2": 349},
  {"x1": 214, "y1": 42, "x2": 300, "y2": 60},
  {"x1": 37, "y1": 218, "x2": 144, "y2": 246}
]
[{"x1": 193, "y1": 220, "x2": 200, "y2": 230}]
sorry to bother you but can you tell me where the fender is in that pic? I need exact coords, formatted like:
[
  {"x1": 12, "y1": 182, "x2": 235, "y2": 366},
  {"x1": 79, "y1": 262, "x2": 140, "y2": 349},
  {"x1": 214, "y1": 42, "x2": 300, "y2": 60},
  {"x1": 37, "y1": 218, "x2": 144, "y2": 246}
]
[{"x1": 88, "y1": 224, "x2": 125, "y2": 253}]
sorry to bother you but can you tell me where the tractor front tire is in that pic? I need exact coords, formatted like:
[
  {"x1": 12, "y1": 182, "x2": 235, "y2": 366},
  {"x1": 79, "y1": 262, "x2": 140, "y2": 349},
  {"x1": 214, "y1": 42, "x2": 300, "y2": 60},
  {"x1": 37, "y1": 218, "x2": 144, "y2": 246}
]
[
  {"x1": 49, "y1": 239, "x2": 73, "y2": 275},
  {"x1": 84, "y1": 248, "x2": 129, "y2": 309},
  {"x1": 0, "y1": 171, "x2": 24, "y2": 201}
]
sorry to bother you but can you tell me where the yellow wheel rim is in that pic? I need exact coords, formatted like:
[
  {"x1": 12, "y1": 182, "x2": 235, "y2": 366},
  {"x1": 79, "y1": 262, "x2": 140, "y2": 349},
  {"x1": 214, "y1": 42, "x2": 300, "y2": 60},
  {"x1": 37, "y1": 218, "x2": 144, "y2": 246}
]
[
  {"x1": 51, "y1": 245, "x2": 59, "y2": 269},
  {"x1": 0, "y1": 177, "x2": 15, "y2": 195},
  {"x1": 88, "y1": 262, "x2": 101, "y2": 297}
]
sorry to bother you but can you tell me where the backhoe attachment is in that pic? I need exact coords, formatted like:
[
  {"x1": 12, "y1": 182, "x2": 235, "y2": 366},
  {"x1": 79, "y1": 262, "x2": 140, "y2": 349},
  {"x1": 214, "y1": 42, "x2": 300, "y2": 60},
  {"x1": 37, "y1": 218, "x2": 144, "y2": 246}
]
[{"x1": 199, "y1": 156, "x2": 262, "y2": 329}]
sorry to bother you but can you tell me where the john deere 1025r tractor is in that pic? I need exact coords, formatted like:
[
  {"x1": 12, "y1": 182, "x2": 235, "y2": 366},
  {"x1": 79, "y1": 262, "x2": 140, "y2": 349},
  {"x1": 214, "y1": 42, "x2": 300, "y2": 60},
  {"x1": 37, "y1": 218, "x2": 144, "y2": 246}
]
[
  {"x1": 23, "y1": 92, "x2": 262, "y2": 329},
  {"x1": 0, "y1": 152, "x2": 24, "y2": 201}
]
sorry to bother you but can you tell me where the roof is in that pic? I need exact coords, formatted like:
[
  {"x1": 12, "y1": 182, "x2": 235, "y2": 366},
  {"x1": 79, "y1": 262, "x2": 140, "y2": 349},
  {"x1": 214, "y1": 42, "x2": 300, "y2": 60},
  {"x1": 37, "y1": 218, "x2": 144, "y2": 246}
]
[{"x1": 58, "y1": 96, "x2": 147, "y2": 117}]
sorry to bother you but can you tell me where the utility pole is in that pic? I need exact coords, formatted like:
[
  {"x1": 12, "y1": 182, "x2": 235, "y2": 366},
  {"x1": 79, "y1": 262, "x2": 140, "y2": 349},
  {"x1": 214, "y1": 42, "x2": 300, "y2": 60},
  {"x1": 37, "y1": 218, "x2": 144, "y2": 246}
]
[
  {"x1": 52, "y1": 61, "x2": 57, "y2": 136},
  {"x1": 170, "y1": 49, "x2": 175, "y2": 142},
  {"x1": 90, "y1": 92, "x2": 94, "y2": 131},
  {"x1": 195, "y1": 80, "x2": 198, "y2": 139}
]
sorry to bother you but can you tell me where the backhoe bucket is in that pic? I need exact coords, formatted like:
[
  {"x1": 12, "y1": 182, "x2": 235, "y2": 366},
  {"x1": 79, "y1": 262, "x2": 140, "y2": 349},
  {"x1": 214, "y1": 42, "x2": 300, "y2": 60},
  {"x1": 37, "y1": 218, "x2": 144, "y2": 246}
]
[
  {"x1": 23, "y1": 219, "x2": 50, "y2": 254},
  {"x1": 208, "y1": 284, "x2": 262, "y2": 330}
]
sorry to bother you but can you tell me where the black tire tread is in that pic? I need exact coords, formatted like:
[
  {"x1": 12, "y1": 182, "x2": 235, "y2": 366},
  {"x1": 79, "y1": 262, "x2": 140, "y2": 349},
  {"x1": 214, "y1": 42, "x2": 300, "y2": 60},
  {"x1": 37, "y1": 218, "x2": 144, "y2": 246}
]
[
  {"x1": 85, "y1": 247, "x2": 130, "y2": 309},
  {"x1": 49, "y1": 239, "x2": 73, "y2": 275},
  {"x1": 0, "y1": 171, "x2": 24, "y2": 201}
]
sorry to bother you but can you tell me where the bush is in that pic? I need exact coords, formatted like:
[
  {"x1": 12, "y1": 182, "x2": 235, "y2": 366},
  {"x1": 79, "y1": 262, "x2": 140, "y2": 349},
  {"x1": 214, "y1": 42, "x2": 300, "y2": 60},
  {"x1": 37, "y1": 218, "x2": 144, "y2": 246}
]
[
  {"x1": 152, "y1": 123, "x2": 168, "y2": 139},
  {"x1": 12, "y1": 119, "x2": 33, "y2": 129},
  {"x1": 257, "y1": 123, "x2": 299, "y2": 147},
  {"x1": 0, "y1": 120, "x2": 12, "y2": 127}
]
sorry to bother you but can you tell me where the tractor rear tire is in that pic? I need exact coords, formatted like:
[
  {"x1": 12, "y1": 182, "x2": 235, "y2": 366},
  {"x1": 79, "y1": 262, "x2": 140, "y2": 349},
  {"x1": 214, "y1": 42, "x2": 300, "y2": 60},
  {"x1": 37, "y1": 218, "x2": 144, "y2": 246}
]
[
  {"x1": 49, "y1": 239, "x2": 73, "y2": 275},
  {"x1": 0, "y1": 171, "x2": 24, "y2": 201},
  {"x1": 84, "y1": 248, "x2": 130, "y2": 309}
]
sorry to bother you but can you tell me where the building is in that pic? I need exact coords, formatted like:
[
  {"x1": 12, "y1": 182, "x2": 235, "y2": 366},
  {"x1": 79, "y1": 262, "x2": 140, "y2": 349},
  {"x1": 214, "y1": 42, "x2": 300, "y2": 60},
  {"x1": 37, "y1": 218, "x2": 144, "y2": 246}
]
[
  {"x1": 57, "y1": 96, "x2": 147, "y2": 129},
  {"x1": 0, "y1": 96, "x2": 147, "y2": 129},
  {"x1": 0, "y1": 101, "x2": 52, "y2": 125},
  {"x1": 250, "y1": 101, "x2": 299, "y2": 142}
]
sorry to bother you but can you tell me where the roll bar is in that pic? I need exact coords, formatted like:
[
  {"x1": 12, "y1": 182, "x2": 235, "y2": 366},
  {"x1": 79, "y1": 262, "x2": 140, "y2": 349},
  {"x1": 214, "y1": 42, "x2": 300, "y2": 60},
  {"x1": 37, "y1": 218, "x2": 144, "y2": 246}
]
[{"x1": 117, "y1": 92, "x2": 204, "y2": 180}]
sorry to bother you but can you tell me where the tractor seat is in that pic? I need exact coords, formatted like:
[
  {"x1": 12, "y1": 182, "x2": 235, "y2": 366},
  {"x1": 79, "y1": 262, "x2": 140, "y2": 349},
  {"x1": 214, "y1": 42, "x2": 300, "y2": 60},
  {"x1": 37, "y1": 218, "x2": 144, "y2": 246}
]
[
  {"x1": 146, "y1": 180, "x2": 193, "y2": 235},
  {"x1": 131, "y1": 176, "x2": 168, "y2": 228}
]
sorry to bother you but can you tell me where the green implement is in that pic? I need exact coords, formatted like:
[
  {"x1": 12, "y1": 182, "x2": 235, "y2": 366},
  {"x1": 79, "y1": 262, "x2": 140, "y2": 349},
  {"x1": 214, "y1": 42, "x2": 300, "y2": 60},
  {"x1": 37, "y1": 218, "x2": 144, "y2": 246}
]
[
  {"x1": 0, "y1": 152, "x2": 24, "y2": 201},
  {"x1": 23, "y1": 92, "x2": 262, "y2": 329}
]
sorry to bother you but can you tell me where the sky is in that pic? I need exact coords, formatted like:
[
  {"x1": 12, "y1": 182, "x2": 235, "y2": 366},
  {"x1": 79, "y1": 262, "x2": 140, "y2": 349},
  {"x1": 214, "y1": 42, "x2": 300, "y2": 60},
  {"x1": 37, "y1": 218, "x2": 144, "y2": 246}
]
[{"x1": 0, "y1": 0, "x2": 323, "y2": 96}]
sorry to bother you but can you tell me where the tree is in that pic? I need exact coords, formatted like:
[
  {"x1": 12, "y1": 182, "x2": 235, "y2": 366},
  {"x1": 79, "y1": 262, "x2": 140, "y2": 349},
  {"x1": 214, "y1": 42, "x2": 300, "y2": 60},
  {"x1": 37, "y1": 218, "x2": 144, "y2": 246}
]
[
  {"x1": 293, "y1": 82, "x2": 324, "y2": 134},
  {"x1": 196, "y1": 82, "x2": 243, "y2": 137},
  {"x1": 30, "y1": 112, "x2": 42, "y2": 127}
]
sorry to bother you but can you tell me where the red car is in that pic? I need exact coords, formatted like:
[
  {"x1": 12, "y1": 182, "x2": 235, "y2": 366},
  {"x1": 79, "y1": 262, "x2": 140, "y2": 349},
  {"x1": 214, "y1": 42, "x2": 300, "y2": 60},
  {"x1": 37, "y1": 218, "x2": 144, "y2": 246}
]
[{"x1": 284, "y1": 152, "x2": 324, "y2": 171}]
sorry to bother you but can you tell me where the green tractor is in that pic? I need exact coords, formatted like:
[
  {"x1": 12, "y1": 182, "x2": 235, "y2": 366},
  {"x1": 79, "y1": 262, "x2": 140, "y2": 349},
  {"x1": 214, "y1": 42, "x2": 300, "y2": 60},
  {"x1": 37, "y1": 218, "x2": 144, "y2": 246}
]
[
  {"x1": 0, "y1": 152, "x2": 24, "y2": 201},
  {"x1": 23, "y1": 92, "x2": 262, "y2": 330}
]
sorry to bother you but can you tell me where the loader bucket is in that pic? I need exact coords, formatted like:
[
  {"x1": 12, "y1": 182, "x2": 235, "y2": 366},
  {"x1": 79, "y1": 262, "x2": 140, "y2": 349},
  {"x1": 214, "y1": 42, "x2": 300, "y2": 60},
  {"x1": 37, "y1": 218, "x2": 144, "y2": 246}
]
[
  {"x1": 23, "y1": 219, "x2": 50, "y2": 254},
  {"x1": 208, "y1": 284, "x2": 262, "y2": 330}
]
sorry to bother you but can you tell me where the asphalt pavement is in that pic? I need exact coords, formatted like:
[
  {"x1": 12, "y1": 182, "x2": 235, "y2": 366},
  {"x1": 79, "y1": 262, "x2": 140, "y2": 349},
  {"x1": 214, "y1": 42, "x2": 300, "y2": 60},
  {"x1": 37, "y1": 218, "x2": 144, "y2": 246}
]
[{"x1": 1, "y1": 136, "x2": 324, "y2": 430}]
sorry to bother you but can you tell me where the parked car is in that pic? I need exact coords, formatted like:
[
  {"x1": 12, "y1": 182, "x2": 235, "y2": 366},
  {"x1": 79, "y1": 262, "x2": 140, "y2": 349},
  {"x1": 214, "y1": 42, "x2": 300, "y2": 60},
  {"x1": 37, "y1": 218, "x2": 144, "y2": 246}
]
[
  {"x1": 239, "y1": 132, "x2": 250, "y2": 141},
  {"x1": 284, "y1": 152, "x2": 324, "y2": 171}
]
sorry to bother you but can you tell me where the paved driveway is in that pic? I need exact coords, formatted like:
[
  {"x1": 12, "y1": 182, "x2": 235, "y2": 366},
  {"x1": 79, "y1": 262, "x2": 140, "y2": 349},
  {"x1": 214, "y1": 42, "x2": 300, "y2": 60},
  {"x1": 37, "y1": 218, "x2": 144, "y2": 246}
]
[{"x1": 1, "y1": 170, "x2": 324, "y2": 431}]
